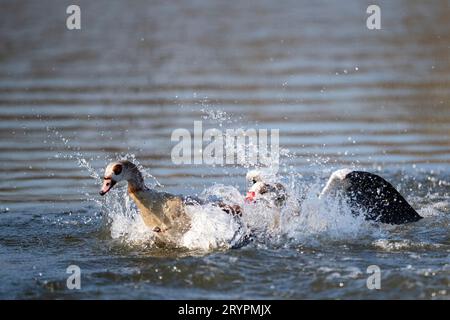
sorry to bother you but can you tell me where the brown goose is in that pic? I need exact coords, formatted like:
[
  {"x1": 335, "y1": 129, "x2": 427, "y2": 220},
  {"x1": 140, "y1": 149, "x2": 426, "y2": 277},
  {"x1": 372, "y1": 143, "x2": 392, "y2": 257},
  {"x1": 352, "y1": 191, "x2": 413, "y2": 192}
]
[{"x1": 99, "y1": 160, "x2": 241, "y2": 245}]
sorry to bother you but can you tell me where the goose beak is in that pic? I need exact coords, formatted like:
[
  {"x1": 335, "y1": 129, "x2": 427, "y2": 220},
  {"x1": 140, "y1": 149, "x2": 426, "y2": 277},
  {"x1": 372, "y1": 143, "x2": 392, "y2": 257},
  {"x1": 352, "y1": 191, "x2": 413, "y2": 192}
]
[
  {"x1": 99, "y1": 178, "x2": 116, "y2": 196},
  {"x1": 245, "y1": 191, "x2": 256, "y2": 203}
]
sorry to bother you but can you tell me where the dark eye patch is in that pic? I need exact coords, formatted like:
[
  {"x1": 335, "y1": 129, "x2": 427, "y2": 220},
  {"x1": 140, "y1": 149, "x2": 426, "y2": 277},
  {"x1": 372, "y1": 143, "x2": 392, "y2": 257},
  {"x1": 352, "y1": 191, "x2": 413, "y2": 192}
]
[
  {"x1": 112, "y1": 164, "x2": 122, "y2": 175},
  {"x1": 259, "y1": 184, "x2": 269, "y2": 194}
]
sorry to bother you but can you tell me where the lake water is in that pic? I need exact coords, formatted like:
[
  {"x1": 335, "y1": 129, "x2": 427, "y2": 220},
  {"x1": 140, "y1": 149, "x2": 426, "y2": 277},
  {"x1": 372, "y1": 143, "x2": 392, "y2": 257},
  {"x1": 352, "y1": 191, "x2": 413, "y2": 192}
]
[{"x1": 0, "y1": 0, "x2": 449, "y2": 299}]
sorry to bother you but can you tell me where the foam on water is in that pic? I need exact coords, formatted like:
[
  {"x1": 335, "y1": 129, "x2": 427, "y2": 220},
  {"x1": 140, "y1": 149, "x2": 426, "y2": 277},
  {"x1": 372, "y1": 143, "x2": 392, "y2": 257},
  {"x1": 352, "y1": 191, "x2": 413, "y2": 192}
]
[
  {"x1": 284, "y1": 185, "x2": 372, "y2": 240},
  {"x1": 180, "y1": 203, "x2": 248, "y2": 250},
  {"x1": 372, "y1": 239, "x2": 443, "y2": 251},
  {"x1": 105, "y1": 186, "x2": 156, "y2": 247}
]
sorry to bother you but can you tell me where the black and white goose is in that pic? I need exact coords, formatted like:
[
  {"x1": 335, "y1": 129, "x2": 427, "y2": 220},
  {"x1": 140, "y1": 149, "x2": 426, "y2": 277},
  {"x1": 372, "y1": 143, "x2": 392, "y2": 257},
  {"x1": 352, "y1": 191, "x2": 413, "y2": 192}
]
[
  {"x1": 245, "y1": 168, "x2": 422, "y2": 225},
  {"x1": 245, "y1": 170, "x2": 287, "y2": 208}
]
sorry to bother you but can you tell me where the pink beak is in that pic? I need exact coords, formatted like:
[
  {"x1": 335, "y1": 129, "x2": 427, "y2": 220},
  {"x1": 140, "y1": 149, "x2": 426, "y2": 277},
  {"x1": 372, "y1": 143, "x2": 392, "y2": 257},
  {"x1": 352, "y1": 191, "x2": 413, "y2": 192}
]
[
  {"x1": 99, "y1": 179, "x2": 116, "y2": 196},
  {"x1": 245, "y1": 191, "x2": 256, "y2": 203}
]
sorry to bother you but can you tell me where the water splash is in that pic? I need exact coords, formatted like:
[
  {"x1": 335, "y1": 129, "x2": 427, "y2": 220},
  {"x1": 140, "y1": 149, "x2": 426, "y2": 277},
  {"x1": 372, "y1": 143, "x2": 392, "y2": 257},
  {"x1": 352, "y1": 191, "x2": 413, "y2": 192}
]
[
  {"x1": 47, "y1": 126, "x2": 101, "y2": 181},
  {"x1": 45, "y1": 125, "x2": 447, "y2": 253},
  {"x1": 93, "y1": 155, "x2": 386, "y2": 250},
  {"x1": 180, "y1": 203, "x2": 248, "y2": 250},
  {"x1": 105, "y1": 185, "x2": 156, "y2": 247}
]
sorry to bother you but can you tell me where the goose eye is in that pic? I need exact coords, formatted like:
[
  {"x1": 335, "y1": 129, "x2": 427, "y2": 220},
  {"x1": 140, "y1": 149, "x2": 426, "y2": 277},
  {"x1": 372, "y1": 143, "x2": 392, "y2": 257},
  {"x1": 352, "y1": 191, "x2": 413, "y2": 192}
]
[
  {"x1": 112, "y1": 164, "x2": 123, "y2": 175},
  {"x1": 260, "y1": 184, "x2": 269, "y2": 194}
]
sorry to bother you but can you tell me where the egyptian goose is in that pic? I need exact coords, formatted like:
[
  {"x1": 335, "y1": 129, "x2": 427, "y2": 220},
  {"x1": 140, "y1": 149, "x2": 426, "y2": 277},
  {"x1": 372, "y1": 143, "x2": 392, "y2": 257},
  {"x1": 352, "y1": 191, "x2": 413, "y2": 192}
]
[{"x1": 99, "y1": 160, "x2": 241, "y2": 245}]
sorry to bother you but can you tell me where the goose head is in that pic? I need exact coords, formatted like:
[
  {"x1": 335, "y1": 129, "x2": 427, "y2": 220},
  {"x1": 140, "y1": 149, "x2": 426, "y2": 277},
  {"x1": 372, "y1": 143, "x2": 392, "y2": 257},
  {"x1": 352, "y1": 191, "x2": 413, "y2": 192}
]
[
  {"x1": 245, "y1": 170, "x2": 287, "y2": 206},
  {"x1": 99, "y1": 160, "x2": 141, "y2": 196},
  {"x1": 245, "y1": 170, "x2": 265, "y2": 202}
]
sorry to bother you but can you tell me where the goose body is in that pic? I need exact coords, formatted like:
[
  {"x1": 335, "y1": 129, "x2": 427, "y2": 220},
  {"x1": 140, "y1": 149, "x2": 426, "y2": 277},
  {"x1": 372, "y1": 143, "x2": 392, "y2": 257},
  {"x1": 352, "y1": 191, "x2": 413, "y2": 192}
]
[
  {"x1": 99, "y1": 160, "x2": 192, "y2": 244},
  {"x1": 128, "y1": 188, "x2": 191, "y2": 243},
  {"x1": 99, "y1": 160, "x2": 242, "y2": 245}
]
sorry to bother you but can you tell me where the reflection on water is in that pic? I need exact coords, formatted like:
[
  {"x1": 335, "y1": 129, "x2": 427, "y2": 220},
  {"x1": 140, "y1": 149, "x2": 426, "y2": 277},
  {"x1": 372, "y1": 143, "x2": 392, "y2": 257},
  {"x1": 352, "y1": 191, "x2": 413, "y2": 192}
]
[{"x1": 0, "y1": 0, "x2": 449, "y2": 299}]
